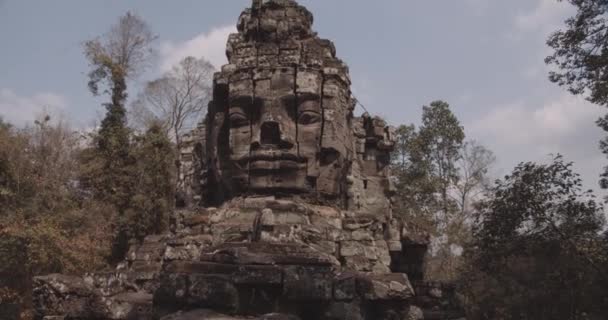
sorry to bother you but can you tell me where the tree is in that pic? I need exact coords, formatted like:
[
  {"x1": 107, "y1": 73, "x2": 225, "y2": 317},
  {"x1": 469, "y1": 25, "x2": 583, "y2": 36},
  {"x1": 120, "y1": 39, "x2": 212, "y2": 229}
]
[
  {"x1": 391, "y1": 101, "x2": 472, "y2": 281},
  {"x1": 392, "y1": 124, "x2": 437, "y2": 230},
  {"x1": 131, "y1": 56, "x2": 214, "y2": 187},
  {"x1": 431, "y1": 141, "x2": 495, "y2": 281},
  {"x1": 546, "y1": 0, "x2": 608, "y2": 106},
  {"x1": 392, "y1": 101, "x2": 465, "y2": 226},
  {"x1": 545, "y1": 1, "x2": 608, "y2": 192},
  {"x1": 81, "y1": 12, "x2": 157, "y2": 262},
  {"x1": 126, "y1": 122, "x2": 175, "y2": 242},
  {"x1": 462, "y1": 155, "x2": 608, "y2": 319},
  {"x1": 417, "y1": 100, "x2": 465, "y2": 227},
  {"x1": 132, "y1": 56, "x2": 214, "y2": 144},
  {"x1": 82, "y1": 11, "x2": 156, "y2": 212},
  {"x1": 0, "y1": 116, "x2": 114, "y2": 318},
  {"x1": 452, "y1": 140, "x2": 495, "y2": 234}
]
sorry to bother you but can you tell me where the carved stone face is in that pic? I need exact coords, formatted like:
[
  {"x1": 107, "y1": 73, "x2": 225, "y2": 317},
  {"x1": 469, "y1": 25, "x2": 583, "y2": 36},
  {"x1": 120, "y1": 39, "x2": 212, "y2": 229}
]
[
  {"x1": 226, "y1": 68, "x2": 323, "y2": 193},
  {"x1": 198, "y1": 0, "x2": 396, "y2": 209}
]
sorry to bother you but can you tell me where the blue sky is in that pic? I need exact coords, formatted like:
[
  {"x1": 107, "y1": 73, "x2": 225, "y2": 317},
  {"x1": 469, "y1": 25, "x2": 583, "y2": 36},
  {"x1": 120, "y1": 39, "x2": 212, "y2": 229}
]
[{"x1": 0, "y1": 0, "x2": 605, "y2": 193}]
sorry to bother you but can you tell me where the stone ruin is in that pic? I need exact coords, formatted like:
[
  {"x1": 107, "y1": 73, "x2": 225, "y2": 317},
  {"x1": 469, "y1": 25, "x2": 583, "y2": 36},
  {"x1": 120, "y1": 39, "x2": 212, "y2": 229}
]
[{"x1": 32, "y1": 1, "x2": 465, "y2": 319}]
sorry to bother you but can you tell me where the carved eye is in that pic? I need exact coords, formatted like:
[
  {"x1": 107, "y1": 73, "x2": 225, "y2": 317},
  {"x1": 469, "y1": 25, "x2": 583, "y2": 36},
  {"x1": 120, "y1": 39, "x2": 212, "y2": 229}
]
[
  {"x1": 298, "y1": 111, "x2": 321, "y2": 125},
  {"x1": 230, "y1": 112, "x2": 249, "y2": 128}
]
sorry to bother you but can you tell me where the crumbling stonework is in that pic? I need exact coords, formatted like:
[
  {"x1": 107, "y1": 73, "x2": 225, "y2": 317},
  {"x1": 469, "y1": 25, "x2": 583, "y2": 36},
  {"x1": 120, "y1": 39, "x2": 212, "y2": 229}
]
[{"x1": 33, "y1": 1, "x2": 464, "y2": 319}]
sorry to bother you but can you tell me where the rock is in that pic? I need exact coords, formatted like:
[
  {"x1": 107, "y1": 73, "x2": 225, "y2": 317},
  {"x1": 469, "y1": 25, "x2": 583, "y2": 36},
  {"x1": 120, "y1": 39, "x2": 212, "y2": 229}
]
[
  {"x1": 323, "y1": 302, "x2": 363, "y2": 320},
  {"x1": 105, "y1": 292, "x2": 153, "y2": 320},
  {"x1": 340, "y1": 241, "x2": 364, "y2": 257},
  {"x1": 357, "y1": 273, "x2": 414, "y2": 301},
  {"x1": 154, "y1": 274, "x2": 188, "y2": 307},
  {"x1": 183, "y1": 214, "x2": 210, "y2": 227},
  {"x1": 405, "y1": 306, "x2": 424, "y2": 320},
  {"x1": 160, "y1": 309, "x2": 248, "y2": 320},
  {"x1": 333, "y1": 272, "x2": 357, "y2": 301},
  {"x1": 259, "y1": 314, "x2": 301, "y2": 320},
  {"x1": 429, "y1": 287, "x2": 443, "y2": 299},
  {"x1": 187, "y1": 275, "x2": 239, "y2": 311},
  {"x1": 200, "y1": 242, "x2": 335, "y2": 266},
  {"x1": 33, "y1": 274, "x2": 108, "y2": 319},
  {"x1": 283, "y1": 265, "x2": 333, "y2": 301},
  {"x1": 352, "y1": 229, "x2": 374, "y2": 241}
]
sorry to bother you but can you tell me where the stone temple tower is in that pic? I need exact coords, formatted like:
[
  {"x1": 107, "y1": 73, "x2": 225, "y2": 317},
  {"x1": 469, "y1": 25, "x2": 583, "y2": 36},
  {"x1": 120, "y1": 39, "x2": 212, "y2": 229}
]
[
  {"x1": 201, "y1": 0, "x2": 396, "y2": 215},
  {"x1": 32, "y1": 1, "x2": 465, "y2": 319}
]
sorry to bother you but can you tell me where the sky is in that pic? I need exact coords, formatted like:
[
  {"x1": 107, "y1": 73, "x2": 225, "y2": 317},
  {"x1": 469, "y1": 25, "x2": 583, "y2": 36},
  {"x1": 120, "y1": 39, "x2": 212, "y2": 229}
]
[{"x1": 0, "y1": 0, "x2": 605, "y2": 195}]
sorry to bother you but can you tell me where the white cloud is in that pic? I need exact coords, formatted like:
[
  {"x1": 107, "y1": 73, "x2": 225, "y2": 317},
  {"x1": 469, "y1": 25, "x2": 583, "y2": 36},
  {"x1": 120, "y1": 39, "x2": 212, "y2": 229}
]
[
  {"x1": 0, "y1": 88, "x2": 68, "y2": 126},
  {"x1": 471, "y1": 93, "x2": 600, "y2": 146},
  {"x1": 514, "y1": 0, "x2": 572, "y2": 34},
  {"x1": 469, "y1": 93, "x2": 606, "y2": 192},
  {"x1": 159, "y1": 25, "x2": 236, "y2": 73}
]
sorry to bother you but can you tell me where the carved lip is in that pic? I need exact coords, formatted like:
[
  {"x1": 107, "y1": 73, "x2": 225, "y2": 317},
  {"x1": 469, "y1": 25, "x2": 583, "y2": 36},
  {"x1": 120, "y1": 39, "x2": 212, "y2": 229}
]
[
  {"x1": 240, "y1": 151, "x2": 306, "y2": 172},
  {"x1": 241, "y1": 151, "x2": 306, "y2": 164}
]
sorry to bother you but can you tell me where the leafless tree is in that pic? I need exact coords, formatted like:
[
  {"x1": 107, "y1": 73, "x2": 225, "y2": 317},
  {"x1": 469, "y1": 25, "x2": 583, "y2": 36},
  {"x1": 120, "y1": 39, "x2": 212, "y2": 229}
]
[
  {"x1": 428, "y1": 140, "x2": 495, "y2": 281},
  {"x1": 131, "y1": 56, "x2": 214, "y2": 148},
  {"x1": 453, "y1": 140, "x2": 495, "y2": 220},
  {"x1": 84, "y1": 11, "x2": 157, "y2": 99}
]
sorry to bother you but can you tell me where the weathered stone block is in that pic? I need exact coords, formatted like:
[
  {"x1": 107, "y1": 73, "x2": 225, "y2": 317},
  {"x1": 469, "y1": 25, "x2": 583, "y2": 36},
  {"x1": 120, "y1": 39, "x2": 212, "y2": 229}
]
[
  {"x1": 33, "y1": 274, "x2": 109, "y2": 320},
  {"x1": 343, "y1": 256, "x2": 373, "y2": 272},
  {"x1": 357, "y1": 273, "x2": 414, "y2": 301},
  {"x1": 154, "y1": 273, "x2": 188, "y2": 307},
  {"x1": 333, "y1": 272, "x2": 357, "y2": 301},
  {"x1": 340, "y1": 241, "x2": 365, "y2": 257},
  {"x1": 283, "y1": 265, "x2": 333, "y2": 301},
  {"x1": 160, "y1": 309, "x2": 249, "y2": 320},
  {"x1": 323, "y1": 302, "x2": 363, "y2": 320},
  {"x1": 259, "y1": 314, "x2": 302, "y2": 320},
  {"x1": 233, "y1": 264, "x2": 283, "y2": 285},
  {"x1": 201, "y1": 243, "x2": 335, "y2": 266},
  {"x1": 187, "y1": 274, "x2": 239, "y2": 311}
]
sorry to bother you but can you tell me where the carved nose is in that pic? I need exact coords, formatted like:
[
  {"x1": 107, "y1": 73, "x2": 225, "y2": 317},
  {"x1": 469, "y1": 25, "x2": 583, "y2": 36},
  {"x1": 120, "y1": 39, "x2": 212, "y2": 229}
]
[
  {"x1": 252, "y1": 121, "x2": 294, "y2": 150},
  {"x1": 261, "y1": 122, "x2": 281, "y2": 145}
]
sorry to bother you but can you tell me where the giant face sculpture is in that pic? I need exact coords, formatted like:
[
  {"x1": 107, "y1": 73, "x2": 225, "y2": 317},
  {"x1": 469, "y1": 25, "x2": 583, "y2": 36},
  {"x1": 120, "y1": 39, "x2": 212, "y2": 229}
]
[
  {"x1": 203, "y1": 0, "x2": 393, "y2": 207},
  {"x1": 207, "y1": 66, "x2": 352, "y2": 201},
  {"x1": 226, "y1": 68, "x2": 324, "y2": 193}
]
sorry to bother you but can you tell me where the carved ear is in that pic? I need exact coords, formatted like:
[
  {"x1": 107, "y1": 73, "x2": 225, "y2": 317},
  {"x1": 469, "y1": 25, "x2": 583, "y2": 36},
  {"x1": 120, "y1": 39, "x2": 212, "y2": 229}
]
[
  {"x1": 209, "y1": 112, "x2": 226, "y2": 183},
  {"x1": 317, "y1": 147, "x2": 344, "y2": 197},
  {"x1": 205, "y1": 98, "x2": 228, "y2": 205}
]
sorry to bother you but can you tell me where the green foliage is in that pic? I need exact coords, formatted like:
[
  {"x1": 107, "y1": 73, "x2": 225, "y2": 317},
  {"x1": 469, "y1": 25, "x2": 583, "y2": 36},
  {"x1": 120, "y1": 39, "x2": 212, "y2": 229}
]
[
  {"x1": 0, "y1": 118, "x2": 115, "y2": 319},
  {"x1": 0, "y1": 116, "x2": 175, "y2": 317},
  {"x1": 126, "y1": 122, "x2": 175, "y2": 241},
  {"x1": 0, "y1": 117, "x2": 81, "y2": 216},
  {"x1": 462, "y1": 155, "x2": 608, "y2": 319},
  {"x1": 392, "y1": 124, "x2": 437, "y2": 230},
  {"x1": 546, "y1": 0, "x2": 608, "y2": 106},
  {"x1": 82, "y1": 11, "x2": 155, "y2": 214},
  {"x1": 79, "y1": 12, "x2": 170, "y2": 263},
  {"x1": 392, "y1": 101, "x2": 465, "y2": 230},
  {"x1": 391, "y1": 101, "x2": 471, "y2": 281},
  {"x1": 546, "y1": 0, "x2": 608, "y2": 193}
]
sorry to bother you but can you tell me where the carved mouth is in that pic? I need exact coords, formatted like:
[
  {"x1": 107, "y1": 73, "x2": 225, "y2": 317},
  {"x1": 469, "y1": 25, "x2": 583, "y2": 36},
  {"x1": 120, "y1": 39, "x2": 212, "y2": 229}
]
[{"x1": 239, "y1": 151, "x2": 306, "y2": 174}]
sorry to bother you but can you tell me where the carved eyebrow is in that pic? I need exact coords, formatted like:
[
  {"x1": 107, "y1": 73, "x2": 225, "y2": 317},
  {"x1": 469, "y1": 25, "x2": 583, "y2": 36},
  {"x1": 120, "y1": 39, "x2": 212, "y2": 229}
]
[
  {"x1": 298, "y1": 93, "x2": 321, "y2": 102},
  {"x1": 229, "y1": 95, "x2": 254, "y2": 106},
  {"x1": 278, "y1": 93, "x2": 320, "y2": 106},
  {"x1": 279, "y1": 94, "x2": 297, "y2": 106},
  {"x1": 298, "y1": 95, "x2": 321, "y2": 113}
]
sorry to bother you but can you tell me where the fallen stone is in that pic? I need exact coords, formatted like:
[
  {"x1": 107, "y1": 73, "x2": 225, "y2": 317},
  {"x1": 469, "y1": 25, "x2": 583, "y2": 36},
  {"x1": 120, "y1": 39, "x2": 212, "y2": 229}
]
[{"x1": 357, "y1": 273, "x2": 414, "y2": 301}]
